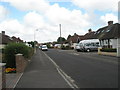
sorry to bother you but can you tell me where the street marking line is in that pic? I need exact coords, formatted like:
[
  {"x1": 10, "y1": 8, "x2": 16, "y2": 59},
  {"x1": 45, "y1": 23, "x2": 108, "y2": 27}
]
[
  {"x1": 43, "y1": 51, "x2": 79, "y2": 89},
  {"x1": 13, "y1": 73, "x2": 23, "y2": 88},
  {"x1": 69, "y1": 53, "x2": 79, "y2": 56}
]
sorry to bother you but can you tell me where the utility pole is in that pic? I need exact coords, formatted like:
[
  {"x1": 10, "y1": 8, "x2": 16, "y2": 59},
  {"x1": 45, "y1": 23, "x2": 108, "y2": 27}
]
[{"x1": 59, "y1": 24, "x2": 62, "y2": 44}]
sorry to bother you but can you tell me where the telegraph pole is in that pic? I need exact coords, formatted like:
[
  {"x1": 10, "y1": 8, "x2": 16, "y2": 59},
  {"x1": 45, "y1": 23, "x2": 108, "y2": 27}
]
[{"x1": 59, "y1": 24, "x2": 62, "y2": 44}]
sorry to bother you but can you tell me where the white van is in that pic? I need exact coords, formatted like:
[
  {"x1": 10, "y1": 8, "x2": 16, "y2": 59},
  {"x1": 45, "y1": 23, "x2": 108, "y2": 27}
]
[{"x1": 78, "y1": 39, "x2": 100, "y2": 52}]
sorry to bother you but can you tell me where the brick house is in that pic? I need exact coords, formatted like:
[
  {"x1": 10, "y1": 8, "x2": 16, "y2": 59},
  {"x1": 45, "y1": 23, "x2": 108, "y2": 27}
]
[
  {"x1": 66, "y1": 33, "x2": 84, "y2": 49},
  {"x1": 0, "y1": 31, "x2": 13, "y2": 49},
  {"x1": 0, "y1": 31, "x2": 24, "y2": 49}
]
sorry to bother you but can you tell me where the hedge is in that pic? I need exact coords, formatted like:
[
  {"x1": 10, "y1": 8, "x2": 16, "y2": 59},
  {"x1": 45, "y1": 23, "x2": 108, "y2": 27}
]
[
  {"x1": 100, "y1": 48, "x2": 117, "y2": 52},
  {"x1": 4, "y1": 43, "x2": 33, "y2": 68}
]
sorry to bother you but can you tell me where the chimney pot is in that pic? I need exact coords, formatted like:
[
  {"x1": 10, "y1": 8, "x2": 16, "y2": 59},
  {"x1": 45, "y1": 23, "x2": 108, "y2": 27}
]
[
  {"x1": 108, "y1": 21, "x2": 113, "y2": 26},
  {"x1": 88, "y1": 29, "x2": 92, "y2": 33},
  {"x1": 2, "y1": 31, "x2": 5, "y2": 35}
]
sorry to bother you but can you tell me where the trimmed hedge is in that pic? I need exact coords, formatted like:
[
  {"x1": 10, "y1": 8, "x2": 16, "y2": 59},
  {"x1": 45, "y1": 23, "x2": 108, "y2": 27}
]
[
  {"x1": 100, "y1": 48, "x2": 117, "y2": 52},
  {"x1": 61, "y1": 45, "x2": 72, "y2": 50},
  {"x1": 4, "y1": 43, "x2": 33, "y2": 68}
]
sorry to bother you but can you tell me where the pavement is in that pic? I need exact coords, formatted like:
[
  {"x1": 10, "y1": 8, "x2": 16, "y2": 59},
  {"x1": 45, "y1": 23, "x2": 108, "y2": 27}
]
[{"x1": 14, "y1": 49, "x2": 71, "y2": 88}]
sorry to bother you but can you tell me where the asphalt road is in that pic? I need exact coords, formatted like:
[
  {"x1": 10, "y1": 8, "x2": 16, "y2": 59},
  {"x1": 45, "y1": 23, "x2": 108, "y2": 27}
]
[{"x1": 45, "y1": 49, "x2": 118, "y2": 88}]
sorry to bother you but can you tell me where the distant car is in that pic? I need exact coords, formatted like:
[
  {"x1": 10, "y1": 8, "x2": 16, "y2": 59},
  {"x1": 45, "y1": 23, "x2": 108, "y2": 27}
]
[{"x1": 41, "y1": 45, "x2": 48, "y2": 51}]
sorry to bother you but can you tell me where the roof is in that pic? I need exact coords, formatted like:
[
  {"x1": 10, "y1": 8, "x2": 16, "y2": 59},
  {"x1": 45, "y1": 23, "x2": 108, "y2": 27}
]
[
  {"x1": 0, "y1": 33, "x2": 13, "y2": 44},
  {"x1": 66, "y1": 33, "x2": 84, "y2": 43},
  {"x1": 95, "y1": 23, "x2": 120, "y2": 40},
  {"x1": 12, "y1": 36, "x2": 23, "y2": 43},
  {"x1": 83, "y1": 31, "x2": 96, "y2": 40}
]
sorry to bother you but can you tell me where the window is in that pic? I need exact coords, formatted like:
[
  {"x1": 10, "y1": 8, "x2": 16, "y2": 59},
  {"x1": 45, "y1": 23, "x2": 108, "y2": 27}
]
[
  {"x1": 106, "y1": 29, "x2": 110, "y2": 32},
  {"x1": 102, "y1": 30, "x2": 104, "y2": 32},
  {"x1": 97, "y1": 31, "x2": 101, "y2": 34}
]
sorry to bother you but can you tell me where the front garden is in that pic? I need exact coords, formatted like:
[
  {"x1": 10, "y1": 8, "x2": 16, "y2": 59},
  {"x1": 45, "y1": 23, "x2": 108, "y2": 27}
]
[{"x1": 2, "y1": 43, "x2": 34, "y2": 73}]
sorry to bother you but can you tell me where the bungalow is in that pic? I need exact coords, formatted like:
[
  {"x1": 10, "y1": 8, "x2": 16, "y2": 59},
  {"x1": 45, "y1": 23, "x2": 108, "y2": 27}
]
[
  {"x1": 12, "y1": 36, "x2": 23, "y2": 43},
  {"x1": 0, "y1": 31, "x2": 24, "y2": 49},
  {"x1": 66, "y1": 33, "x2": 84, "y2": 49},
  {"x1": 0, "y1": 31, "x2": 13, "y2": 49},
  {"x1": 95, "y1": 21, "x2": 120, "y2": 49}
]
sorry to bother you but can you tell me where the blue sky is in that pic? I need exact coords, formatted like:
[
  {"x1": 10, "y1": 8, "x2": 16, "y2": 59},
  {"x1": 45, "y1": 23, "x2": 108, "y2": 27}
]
[{"x1": 0, "y1": 0, "x2": 118, "y2": 43}]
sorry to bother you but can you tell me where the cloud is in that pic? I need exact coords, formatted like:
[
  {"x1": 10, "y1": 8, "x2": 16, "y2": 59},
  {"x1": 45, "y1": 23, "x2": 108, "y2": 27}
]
[
  {"x1": 100, "y1": 13, "x2": 118, "y2": 25},
  {"x1": 0, "y1": 0, "x2": 118, "y2": 43},
  {"x1": 1, "y1": 0, "x2": 50, "y2": 13},
  {"x1": 0, "y1": 5, "x2": 8, "y2": 21},
  {"x1": 72, "y1": 0, "x2": 119, "y2": 12},
  {"x1": 45, "y1": 3, "x2": 91, "y2": 36},
  {"x1": 23, "y1": 11, "x2": 45, "y2": 28}
]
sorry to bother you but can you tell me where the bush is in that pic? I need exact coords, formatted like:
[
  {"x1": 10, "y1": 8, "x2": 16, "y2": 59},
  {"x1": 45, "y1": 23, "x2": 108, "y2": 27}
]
[
  {"x1": 4, "y1": 43, "x2": 33, "y2": 68},
  {"x1": 61, "y1": 45, "x2": 72, "y2": 50},
  {"x1": 100, "y1": 48, "x2": 117, "y2": 52},
  {"x1": 61, "y1": 45, "x2": 66, "y2": 50}
]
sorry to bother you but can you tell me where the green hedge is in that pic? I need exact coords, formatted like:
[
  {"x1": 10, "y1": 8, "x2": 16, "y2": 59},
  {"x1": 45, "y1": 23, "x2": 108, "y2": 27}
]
[
  {"x1": 100, "y1": 48, "x2": 117, "y2": 52},
  {"x1": 61, "y1": 45, "x2": 72, "y2": 50},
  {"x1": 4, "y1": 43, "x2": 33, "y2": 68}
]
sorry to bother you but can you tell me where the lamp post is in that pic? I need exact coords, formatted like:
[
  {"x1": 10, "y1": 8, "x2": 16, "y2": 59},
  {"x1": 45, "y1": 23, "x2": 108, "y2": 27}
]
[{"x1": 34, "y1": 29, "x2": 39, "y2": 53}]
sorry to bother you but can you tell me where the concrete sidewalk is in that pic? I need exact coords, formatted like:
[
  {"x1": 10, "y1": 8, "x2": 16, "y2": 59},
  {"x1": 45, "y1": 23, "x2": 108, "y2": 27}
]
[{"x1": 14, "y1": 49, "x2": 71, "y2": 88}]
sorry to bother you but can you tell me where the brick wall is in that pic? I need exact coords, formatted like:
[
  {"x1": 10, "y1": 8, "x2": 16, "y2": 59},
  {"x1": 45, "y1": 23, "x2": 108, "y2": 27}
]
[{"x1": 16, "y1": 54, "x2": 28, "y2": 73}]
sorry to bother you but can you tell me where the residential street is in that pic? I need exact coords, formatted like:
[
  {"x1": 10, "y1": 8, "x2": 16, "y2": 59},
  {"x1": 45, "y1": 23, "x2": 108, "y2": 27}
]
[{"x1": 45, "y1": 49, "x2": 118, "y2": 88}]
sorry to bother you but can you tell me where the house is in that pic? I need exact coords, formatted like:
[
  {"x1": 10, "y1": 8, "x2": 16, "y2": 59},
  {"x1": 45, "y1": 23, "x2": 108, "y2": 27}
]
[
  {"x1": 0, "y1": 31, "x2": 24, "y2": 49},
  {"x1": 12, "y1": 36, "x2": 23, "y2": 43},
  {"x1": 95, "y1": 21, "x2": 120, "y2": 49},
  {"x1": 0, "y1": 31, "x2": 13, "y2": 49},
  {"x1": 66, "y1": 33, "x2": 84, "y2": 49},
  {"x1": 82, "y1": 29, "x2": 96, "y2": 40}
]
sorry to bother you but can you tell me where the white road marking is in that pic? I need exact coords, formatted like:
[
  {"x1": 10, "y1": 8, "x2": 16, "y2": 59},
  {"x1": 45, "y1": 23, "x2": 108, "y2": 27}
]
[
  {"x1": 43, "y1": 51, "x2": 79, "y2": 89},
  {"x1": 69, "y1": 53, "x2": 79, "y2": 56},
  {"x1": 13, "y1": 73, "x2": 23, "y2": 88}
]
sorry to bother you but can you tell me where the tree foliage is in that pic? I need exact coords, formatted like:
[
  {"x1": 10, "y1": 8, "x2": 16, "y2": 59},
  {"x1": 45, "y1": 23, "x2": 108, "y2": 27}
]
[
  {"x1": 57, "y1": 37, "x2": 66, "y2": 43},
  {"x1": 4, "y1": 43, "x2": 32, "y2": 68}
]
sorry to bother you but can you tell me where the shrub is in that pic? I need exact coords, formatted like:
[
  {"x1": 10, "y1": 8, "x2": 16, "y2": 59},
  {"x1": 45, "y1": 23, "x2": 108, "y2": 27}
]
[
  {"x1": 100, "y1": 48, "x2": 117, "y2": 52},
  {"x1": 61, "y1": 45, "x2": 72, "y2": 50},
  {"x1": 61, "y1": 45, "x2": 66, "y2": 50},
  {"x1": 4, "y1": 43, "x2": 32, "y2": 68}
]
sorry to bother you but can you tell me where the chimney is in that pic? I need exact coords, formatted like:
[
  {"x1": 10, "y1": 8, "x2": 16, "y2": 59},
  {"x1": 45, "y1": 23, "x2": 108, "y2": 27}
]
[
  {"x1": 88, "y1": 29, "x2": 92, "y2": 33},
  {"x1": 74, "y1": 33, "x2": 77, "y2": 36},
  {"x1": 108, "y1": 21, "x2": 113, "y2": 26},
  {"x1": 2, "y1": 31, "x2": 5, "y2": 35}
]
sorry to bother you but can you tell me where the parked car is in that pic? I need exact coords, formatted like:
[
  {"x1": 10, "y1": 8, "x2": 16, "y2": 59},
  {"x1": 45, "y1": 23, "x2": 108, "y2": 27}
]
[
  {"x1": 75, "y1": 44, "x2": 81, "y2": 52},
  {"x1": 78, "y1": 39, "x2": 100, "y2": 52},
  {"x1": 41, "y1": 45, "x2": 48, "y2": 51}
]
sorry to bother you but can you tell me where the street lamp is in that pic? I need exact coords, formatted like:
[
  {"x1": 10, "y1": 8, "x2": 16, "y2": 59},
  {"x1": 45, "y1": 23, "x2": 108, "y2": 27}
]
[{"x1": 34, "y1": 28, "x2": 39, "y2": 53}]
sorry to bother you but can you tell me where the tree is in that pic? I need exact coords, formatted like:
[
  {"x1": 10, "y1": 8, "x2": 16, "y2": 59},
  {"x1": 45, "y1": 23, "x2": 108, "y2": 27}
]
[
  {"x1": 27, "y1": 41, "x2": 34, "y2": 48},
  {"x1": 67, "y1": 35, "x2": 71, "y2": 40},
  {"x1": 57, "y1": 37, "x2": 66, "y2": 43}
]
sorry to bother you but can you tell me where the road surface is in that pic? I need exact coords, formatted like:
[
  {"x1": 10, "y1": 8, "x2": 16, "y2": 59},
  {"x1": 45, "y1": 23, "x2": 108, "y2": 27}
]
[{"x1": 45, "y1": 49, "x2": 118, "y2": 88}]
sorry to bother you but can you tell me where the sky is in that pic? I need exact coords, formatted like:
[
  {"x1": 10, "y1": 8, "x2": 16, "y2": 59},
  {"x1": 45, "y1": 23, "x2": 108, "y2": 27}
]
[{"x1": 0, "y1": 0, "x2": 119, "y2": 43}]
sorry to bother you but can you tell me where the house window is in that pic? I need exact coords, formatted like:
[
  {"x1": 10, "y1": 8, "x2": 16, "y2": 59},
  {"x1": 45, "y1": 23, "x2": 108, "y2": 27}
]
[
  {"x1": 97, "y1": 31, "x2": 101, "y2": 34},
  {"x1": 105, "y1": 40, "x2": 108, "y2": 44},
  {"x1": 106, "y1": 29, "x2": 110, "y2": 32},
  {"x1": 102, "y1": 30, "x2": 104, "y2": 32}
]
